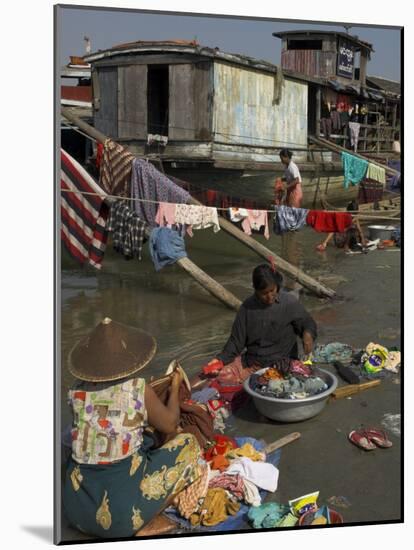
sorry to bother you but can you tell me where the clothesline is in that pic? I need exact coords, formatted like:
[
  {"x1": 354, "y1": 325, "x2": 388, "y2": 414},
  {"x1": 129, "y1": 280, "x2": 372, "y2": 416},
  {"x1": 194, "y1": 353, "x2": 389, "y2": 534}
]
[{"x1": 60, "y1": 188, "x2": 400, "y2": 216}]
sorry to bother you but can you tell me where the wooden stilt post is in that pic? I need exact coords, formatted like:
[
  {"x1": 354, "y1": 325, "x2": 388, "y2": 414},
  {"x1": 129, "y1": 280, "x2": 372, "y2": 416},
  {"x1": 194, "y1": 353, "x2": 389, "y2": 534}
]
[{"x1": 61, "y1": 107, "x2": 336, "y2": 299}]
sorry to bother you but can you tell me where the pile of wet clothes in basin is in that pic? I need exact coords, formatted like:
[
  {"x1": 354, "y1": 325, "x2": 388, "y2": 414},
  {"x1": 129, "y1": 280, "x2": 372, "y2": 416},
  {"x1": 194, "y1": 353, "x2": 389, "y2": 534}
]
[{"x1": 249, "y1": 358, "x2": 328, "y2": 400}]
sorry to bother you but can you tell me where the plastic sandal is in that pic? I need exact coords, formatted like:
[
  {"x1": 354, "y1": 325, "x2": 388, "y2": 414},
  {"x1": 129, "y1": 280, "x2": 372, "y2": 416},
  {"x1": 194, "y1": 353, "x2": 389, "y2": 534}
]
[
  {"x1": 362, "y1": 428, "x2": 393, "y2": 448},
  {"x1": 316, "y1": 244, "x2": 326, "y2": 252},
  {"x1": 348, "y1": 430, "x2": 376, "y2": 451}
]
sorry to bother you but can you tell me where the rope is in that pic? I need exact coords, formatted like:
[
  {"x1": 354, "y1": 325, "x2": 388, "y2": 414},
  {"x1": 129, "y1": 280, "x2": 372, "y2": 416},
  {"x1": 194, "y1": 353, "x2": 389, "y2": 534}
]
[{"x1": 60, "y1": 187, "x2": 400, "y2": 218}]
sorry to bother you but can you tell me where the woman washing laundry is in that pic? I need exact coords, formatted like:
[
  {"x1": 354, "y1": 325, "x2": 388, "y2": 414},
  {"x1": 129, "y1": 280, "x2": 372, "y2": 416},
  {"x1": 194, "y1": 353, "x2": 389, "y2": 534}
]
[
  {"x1": 316, "y1": 201, "x2": 368, "y2": 254},
  {"x1": 63, "y1": 318, "x2": 202, "y2": 539},
  {"x1": 197, "y1": 263, "x2": 317, "y2": 386},
  {"x1": 279, "y1": 148, "x2": 303, "y2": 208}
]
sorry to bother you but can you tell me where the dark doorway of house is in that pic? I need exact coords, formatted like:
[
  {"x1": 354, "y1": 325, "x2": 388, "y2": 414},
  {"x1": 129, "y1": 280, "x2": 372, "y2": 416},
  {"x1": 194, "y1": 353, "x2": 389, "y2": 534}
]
[
  {"x1": 308, "y1": 85, "x2": 318, "y2": 135},
  {"x1": 147, "y1": 65, "x2": 169, "y2": 136}
]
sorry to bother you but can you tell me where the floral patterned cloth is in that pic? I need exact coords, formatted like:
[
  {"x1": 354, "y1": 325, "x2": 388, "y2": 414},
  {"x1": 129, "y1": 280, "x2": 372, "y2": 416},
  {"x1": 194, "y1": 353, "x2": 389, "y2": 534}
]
[
  {"x1": 63, "y1": 432, "x2": 202, "y2": 538},
  {"x1": 174, "y1": 204, "x2": 220, "y2": 236},
  {"x1": 69, "y1": 378, "x2": 147, "y2": 465}
]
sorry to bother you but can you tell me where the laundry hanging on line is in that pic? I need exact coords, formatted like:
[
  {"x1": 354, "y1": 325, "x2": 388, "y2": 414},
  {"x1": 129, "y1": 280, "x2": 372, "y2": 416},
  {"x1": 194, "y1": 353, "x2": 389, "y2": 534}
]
[
  {"x1": 60, "y1": 148, "x2": 109, "y2": 270},
  {"x1": 155, "y1": 202, "x2": 221, "y2": 236},
  {"x1": 273, "y1": 205, "x2": 309, "y2": 234},
  {"x1": 149, "y1": 227, "x2": 188, "y2": 271},
  {"x1": 366, "y1": 163, "x2": 386, "y2": 186},
  {"x1": 131, "y1": 158, "x2": 191, "y2": 227},
  {"x1": 107, "y1": 200, "x2": 148, "y2": 260},
  {"x1": 341, "y1": 152, "x2": 368, "y2": 188},
  {"x1": 99, "y1": 138, "x2": 135, "y2": 197},
  {"x1": 306, "y1": 210, "x2": 353, "y2": 233}
]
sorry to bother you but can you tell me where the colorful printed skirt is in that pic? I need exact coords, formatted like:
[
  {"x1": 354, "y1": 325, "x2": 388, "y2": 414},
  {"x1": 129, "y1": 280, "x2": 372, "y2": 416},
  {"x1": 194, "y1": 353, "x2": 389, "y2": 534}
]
[{"x1": 63, "y1": 432, "x2": 201, "y2": 539}]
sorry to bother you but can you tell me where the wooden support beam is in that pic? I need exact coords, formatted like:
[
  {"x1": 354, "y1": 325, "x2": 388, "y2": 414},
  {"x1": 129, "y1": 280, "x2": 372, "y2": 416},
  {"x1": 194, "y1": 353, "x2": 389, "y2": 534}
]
[
  {"x1": 309, "y1": 135, "x2": 400, "y2": 177},
  {"x1": 61, "y1": 107, "x2": 336, "y2": 299}
]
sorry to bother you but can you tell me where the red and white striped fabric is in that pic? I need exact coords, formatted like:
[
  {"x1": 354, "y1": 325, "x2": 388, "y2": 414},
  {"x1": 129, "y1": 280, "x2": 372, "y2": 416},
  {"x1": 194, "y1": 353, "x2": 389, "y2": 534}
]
[{"x1": 61, "y1": 149, "x2": 109, "y2": 269}]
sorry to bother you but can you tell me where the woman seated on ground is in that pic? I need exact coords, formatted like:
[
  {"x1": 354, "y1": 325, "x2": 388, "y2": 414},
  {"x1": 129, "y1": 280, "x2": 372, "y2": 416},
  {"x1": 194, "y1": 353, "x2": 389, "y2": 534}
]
[
  {"x1": 63, "y1": 318, "x2": 202, "y2": 539},
  {"x1": 199, "y1": 264, "x2": 317, "y2": 385},
  {"x1": 316, "y1": 201, "x2": 367, "y2": 253}
]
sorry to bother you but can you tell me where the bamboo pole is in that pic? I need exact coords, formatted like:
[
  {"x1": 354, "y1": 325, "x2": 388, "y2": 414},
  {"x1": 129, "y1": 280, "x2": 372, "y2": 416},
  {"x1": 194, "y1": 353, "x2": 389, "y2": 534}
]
[
  {"x1": 61, "y1": 107, "x2": 336, "y2": 299},
  {"x1": 309, "y1": 135, "x2": 400, "y2": 177}
]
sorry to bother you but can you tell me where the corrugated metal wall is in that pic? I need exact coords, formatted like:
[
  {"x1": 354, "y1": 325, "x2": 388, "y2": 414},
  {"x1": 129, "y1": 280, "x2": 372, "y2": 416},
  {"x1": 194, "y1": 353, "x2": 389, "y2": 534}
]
[{"x1": 212, "y1": 62, "x2": 308, "y2": 150}]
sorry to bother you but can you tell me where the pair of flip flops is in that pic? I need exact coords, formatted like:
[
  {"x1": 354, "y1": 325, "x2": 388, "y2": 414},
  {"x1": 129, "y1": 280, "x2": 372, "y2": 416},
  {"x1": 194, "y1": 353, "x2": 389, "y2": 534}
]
[{"x1": 348, "y1": 428, "x2": 393, "y2": 451}]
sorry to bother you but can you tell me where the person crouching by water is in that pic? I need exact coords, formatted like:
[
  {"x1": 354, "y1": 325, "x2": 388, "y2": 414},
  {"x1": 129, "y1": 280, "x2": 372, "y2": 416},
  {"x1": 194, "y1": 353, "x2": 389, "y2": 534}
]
[
  {"x1": 63, "y1": 318, "x2": 202, "y2": 539},
  {"x1": 201, "y1": 264, "x2": 317, "y2": 386},
  {"x1": 279, "y1": 148, "x2": 303, "y2": 208}
]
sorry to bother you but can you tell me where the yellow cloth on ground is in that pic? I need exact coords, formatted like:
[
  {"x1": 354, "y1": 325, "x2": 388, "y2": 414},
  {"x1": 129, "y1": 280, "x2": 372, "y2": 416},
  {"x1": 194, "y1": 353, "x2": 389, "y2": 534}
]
[
  {"x1": 366, "y1": 163, "x2": 386, "y2": 185},
  {"x1": 189, "y1": 488, "x2": 240, "y2": 526},
  {"x1": 226, "y1": 443, "x2": 266, "y2": 462}
]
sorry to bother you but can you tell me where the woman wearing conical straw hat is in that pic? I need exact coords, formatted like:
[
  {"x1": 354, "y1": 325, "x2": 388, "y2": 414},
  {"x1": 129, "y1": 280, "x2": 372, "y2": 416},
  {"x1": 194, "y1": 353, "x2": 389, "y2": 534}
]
[{"x1": 62, "y1": 318, "x2": 202, "y2": 538}]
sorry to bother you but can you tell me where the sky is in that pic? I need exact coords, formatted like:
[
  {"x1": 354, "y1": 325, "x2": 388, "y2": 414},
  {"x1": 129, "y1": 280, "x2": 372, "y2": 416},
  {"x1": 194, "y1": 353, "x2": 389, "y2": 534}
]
[{"x1": 58, "y1": 6, "x2": 402, "y2": 81}]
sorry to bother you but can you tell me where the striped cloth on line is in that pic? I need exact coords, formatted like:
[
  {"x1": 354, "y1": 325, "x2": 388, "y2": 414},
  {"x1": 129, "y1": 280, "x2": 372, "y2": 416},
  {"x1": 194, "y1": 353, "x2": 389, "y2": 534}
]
[
  {"x1": 99, "y1": 138, "x2": 135, "y2": 197},
  {"x1": 61, "y1": 149, "x2": 109, "y2": 269}
]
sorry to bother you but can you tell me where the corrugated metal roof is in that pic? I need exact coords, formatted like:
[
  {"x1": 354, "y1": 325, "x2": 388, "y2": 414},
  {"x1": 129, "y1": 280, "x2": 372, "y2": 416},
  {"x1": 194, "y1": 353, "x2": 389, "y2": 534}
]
[
  {"x1": 272, "y1": 30, "x2": 374, "y2": 52},
  {"x1": 84, "y1": 42, "x2": 280, "y2": 74},
  {"x1": 366, "y1": 76, "x2": 401, "y2": 96}
]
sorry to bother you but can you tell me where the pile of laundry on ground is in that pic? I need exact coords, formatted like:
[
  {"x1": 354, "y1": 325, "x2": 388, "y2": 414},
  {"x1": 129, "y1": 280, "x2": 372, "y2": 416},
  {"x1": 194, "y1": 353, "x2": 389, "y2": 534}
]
[
  {"x1": 165, "y1": 435, "x2": 281, "y2": 529},
  {"x1": 312, "y1": 341, "x2": 401, "y2": 383},
  {"x1": 248, "y1": 359, "x2": 328, "y2": 400}
]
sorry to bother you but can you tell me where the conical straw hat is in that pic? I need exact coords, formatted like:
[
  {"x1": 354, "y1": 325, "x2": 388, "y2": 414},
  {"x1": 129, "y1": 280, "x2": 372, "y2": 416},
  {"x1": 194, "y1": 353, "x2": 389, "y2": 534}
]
[{"x1": 68, "y1": 317, "x2": 157, "y2": 382}]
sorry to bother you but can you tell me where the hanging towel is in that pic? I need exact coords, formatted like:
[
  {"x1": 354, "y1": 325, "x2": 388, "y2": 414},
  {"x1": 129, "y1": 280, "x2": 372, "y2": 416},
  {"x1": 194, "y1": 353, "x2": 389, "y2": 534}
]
[
  {"x1": 99, "y1": 139, "x2": 135, "y2": 197},
  {"x1": 175, "y1": 204, "x2": 220, "y2": 236},
  {"x1": 149, "y1": 227, "x2": 187, "y2": 271},
  {"x1": 61, "y1": 148, "x2": 109, "y2": 270},
  {"x1": 131, "y1": 158, "x2": 191, "y2": 227},
  {"x1": 241, "y1": 210, "x2": 270, "y2": 239},
  {"x1": 273, "y1": 206, "x2": 309, "y2": 234},
  {"x1": 306, "y1": 211, "x2": 353, "y2": 233},
  {"x1": 107, "y1": 200, "x2": 148, "y2": 260},
  {"x1": 342, "y1": 152, "x2": 368, "y2": 188},
  {"x1": 366, "y1": 163, "x2": 386, "y2": 185}
]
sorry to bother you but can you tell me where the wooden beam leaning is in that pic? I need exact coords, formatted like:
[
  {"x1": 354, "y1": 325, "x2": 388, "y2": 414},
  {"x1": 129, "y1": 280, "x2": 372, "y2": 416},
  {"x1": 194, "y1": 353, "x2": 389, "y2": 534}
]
[
  {"x1": 61, "y1": 107, "x2": 336, "y2": 299},
  {"x1": 61, "y1": 107, "x2": 241, "y2": 311},
  {"x1": 309, "y1": 135, "x2": 400, "y2": 177}
]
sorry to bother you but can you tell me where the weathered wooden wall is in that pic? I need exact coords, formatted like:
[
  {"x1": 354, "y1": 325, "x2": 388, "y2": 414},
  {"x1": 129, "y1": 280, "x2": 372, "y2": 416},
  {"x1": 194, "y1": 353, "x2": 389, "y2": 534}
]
[
  {"x1": 169, "y1": 62, "x2": 213, "y2": 140},
  {"x1": 281, "y1": 50, "x2": 337, "y2": 78},
  {"x1": 95, "y1": 67, "x2": 118, "y2": 137},
  {"x1": 212, "y1": 61, "x2": 308, "y2": 155},
  {"x1": 118, "y1": 65, "x2": 148, "y2": 139}
]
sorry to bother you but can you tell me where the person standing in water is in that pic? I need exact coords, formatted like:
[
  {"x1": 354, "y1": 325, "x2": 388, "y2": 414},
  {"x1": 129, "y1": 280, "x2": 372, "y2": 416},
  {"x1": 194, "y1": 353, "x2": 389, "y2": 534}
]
[{"x1": 279, "y1": 148, "x2": 303, "y2": 208}]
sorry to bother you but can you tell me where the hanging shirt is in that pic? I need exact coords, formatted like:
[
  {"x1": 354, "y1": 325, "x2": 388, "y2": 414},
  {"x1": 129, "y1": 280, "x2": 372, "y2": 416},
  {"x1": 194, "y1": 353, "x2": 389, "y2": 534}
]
[
  {"x1": 99, "y1": 139, "x2": 135, "y2": 197},
  {"x1": 174, "y1": 204, "x2": 220, "y2": 236},
  {"x1": 69, "y1": 378, "x2": 147, "y2": 465},
  {"x1": 241, "y1": 210, "x2": 270, "y2": 239},
  {"x1": 107, "y1": 200, "x2": 148, "y2": 260}
]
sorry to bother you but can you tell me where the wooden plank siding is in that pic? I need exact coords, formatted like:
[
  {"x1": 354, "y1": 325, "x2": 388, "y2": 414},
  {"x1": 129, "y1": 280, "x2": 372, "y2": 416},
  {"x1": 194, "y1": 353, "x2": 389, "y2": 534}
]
[
  {"x1": 118, "y1": 65, "x2": 147, "y2": 139},
  {"x1": 169, "y1": 62, "x2": 212, "y2": 141},
  {"x1": 94, "y1": 67, "x2": 118, "y2": 137},
  {"x1": 281, "y1": 50, "x2": 337, "y2": 78}
]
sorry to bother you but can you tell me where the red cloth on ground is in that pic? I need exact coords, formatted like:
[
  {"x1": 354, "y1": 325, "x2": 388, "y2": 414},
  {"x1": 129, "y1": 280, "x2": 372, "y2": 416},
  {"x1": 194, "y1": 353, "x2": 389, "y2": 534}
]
[
  {"x1": 306, "y1": 211, "x2": 353, "y2": 233},
  {"x1": 204, "y1": 434, "x2": 238, "y2": 462},
  {"x1": 210, "y1": 454, "x2": 230, "y2": 472}
]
